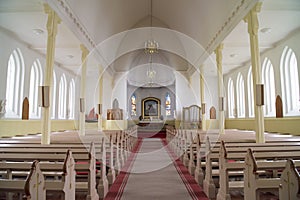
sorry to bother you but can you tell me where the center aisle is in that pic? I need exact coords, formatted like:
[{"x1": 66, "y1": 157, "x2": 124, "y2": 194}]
[{"x1": 105, "y1": 138, "x2": 208, "y2": 200}]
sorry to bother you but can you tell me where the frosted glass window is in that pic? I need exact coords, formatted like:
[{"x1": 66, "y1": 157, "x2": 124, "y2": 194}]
[
  {"x1": 262, "y1": 58, "x2": 276, "y2": 117},
  {"x1": 227, "y1": 78, "x2": 235, "y2": 118},
  {"x1": 58, "y1": 74, "x2": 67, "y2": 119},
  {"x1": 52, "y1": 71, "x2": 57, "y2": 119},
  {"x1": 236, "y1": 73, "x2": 245, "y2": 118},
  {"x1": 247, "y1": 67, "x2": 254, "y2": 117},
  {"x1": 29, "y1": 60, "x2": 42, "y2": 118},
  {"x1": 280, "y1": 47, "x2": 300, "y2": 116},
  {"x1": 68, "y1": 79, "x2": 75, "y2": 119},
  {"x1": 5, "y1": 48, "x2": 24, "y2": 118}
]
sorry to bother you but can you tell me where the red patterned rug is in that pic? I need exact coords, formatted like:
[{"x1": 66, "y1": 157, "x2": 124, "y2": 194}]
[
  {"x1": 137, "y1": 131, "x2": 166, "y2": 139},
  {"x1": 104, "y1": 139, "x2": 142, "y2": 200},
  {"x1": 105, "y1": 138, "x2": 208, "y2": 200}
]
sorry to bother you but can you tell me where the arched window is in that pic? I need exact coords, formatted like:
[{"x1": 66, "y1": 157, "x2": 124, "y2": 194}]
[
  {"x1": 29, "y1": 59, "x2": 42, "y2": 118},
  {"x1": 68, "y1": 79, "x2": 75, "y2": 119},
  {"x1": 131, "y1": 94, "x2": 136, "y2": 116},
  {"x1": 227, "y1": 78, "x2": 235, "y2": 118},
  {"x1": 280, "y1": 46, "x2": 300, "y2": 115},
  {"x1": 58, "y1": 74, "x2": 67, "y2": 119},
  {"x1": 262, "y1": 58, "x2": 276, "y2": 117},
  {"x1": 247, "y1": 67, "x2": 254, "y2": 117},
  {"x1": 5, "y1": 48, "x2": 24, "y2": 118},
  {"x1": 52, "y1": 71, "x2": 57, "y2": 119},
  {"x1": 166, "y1": 92, "x2": 171, "y2": 116},
  {"x1": 236, "y1": 73, "x2": 245, "y2": 118}
]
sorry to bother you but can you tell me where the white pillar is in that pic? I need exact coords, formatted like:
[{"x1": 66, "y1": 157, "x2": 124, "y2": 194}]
[
  {"x1": 98, "y1": 66, "x2": 103, "y2": 131},
  {"x1": 215, "y1": 44, "x2": 225, "y2": 135},
  {"x1": 244, "y1": 3, "x2": 265, "y2": 143},
  {"x1": 79, "y1": 45, "x2": 89, "y2": 136},
  {"x1": 41, "y1": 4, "x2": 61, "y2": 144},
  {"x1": 200, "y1": 66, "x2": 206, "y2": 131}
]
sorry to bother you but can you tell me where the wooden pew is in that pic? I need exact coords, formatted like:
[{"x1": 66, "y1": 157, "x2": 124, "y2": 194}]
[
  {"x1": 0, "y1": 143, "x2": 100, "y2": 200},
  {"x1": 0, "y1": 150, "x2": 75, "y2": 200},
  {"x1": 204, "y1": 139, "x2": 300, "y2": 199},
  {"x1": 98, "y1": 137, "x2": 109, "y2": 198},
  {"x1": 0, "y1": 128, "x2": 137, "y2": 199},
  {"x1": 243, "y1": 149, "x2": 300, "y2": 200},
  {"x1": 193, "y1": 133, "x2": 205, "y2": 185},
  {"x1": 216, "y1": 142, "x2": 300, "y2": 200},
  {"x1": 0, "y1": 160, "x2": 46, "y2": 200},
  {"x1": 279, "y1": 159, "x2": 300, "y2": 200}
]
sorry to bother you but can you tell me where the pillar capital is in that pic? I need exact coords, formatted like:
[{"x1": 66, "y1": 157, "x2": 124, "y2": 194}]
[
  {"x1": 214, "y1": 43, "x2": 224, "y2": 67},
  {"x1": 44, "y1": 4, "x2": 61, "y2": 37},
  {"x1": 244, "y1": 2, "x2": 262, "y2": 36},
  {"x1": 80, "y1": 44, "x2": 89, "y2": 57},
  {"x1": 214, "y1": 43, "x2": 224, "y2": 55}
]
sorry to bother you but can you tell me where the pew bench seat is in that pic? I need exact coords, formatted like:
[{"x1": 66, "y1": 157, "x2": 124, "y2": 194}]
[{"x1": 0, "y1": 179, "x2": 25, "y2": 191}]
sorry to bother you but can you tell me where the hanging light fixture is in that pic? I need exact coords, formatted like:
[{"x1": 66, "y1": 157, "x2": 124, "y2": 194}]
[
  {"x1": 144, "y1": 0, "x2": 158, "y2": 54},
  {"x1": 147, "y1": 58, "x2": 156, "y2": 87},
  {"x1": 145, "y1": 40, "x2": 159, "y2": 54},
  {"x1": 145, "y1": 0, "x2": 157, "y2": 87}
]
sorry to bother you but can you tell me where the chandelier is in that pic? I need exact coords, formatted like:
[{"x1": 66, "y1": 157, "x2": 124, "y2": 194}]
[
  {"x1": 144, "y1": 0, "x2": 158, "y2": 55},
  {"x1": 147, "y1": 61, "x2": 156, "y2": 86},
  {"x1": 145, "y1": 40, "x2": 159, "y2": 54},
  {"x1": 145, "y1": 0, "x2": 157, "y2": 87}
]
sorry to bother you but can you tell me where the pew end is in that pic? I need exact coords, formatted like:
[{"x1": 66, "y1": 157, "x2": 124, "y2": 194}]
[
  {"x1": 24, "y1": 160, "x2": 46, "y2": 200},
  {"x1": 279, "y1": 159, "x2": 300, "y2": 200}
]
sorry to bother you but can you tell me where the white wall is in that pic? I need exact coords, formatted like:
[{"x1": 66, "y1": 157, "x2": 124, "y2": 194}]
[
  {"x1": 190, "y1": 71, "x2": 200, "y2": 105},
  {"x1": 85, "y1": 72, "x2": 99, "y2": 115},
  {"x1": 0, "y1": 29, "x2": 78, "y2": 120},
  {"x1": 175, "y1": 72, "x2": 198, "y2": 119},
  {"x1": 203, "y1": 76, "x2": 219, "y2": 118},
  {"x1": 102, "y1": 71, "x2": 113, "y2": 119},
  {"x1": 189, "y1": 70, "x2": 219, "y2": 119},
  {"x1": 111, "y1": 72, "x2": 127, "y2": 119},
  {"x1": 224, "y1": 30, "x2": 300, "y2": 118}
]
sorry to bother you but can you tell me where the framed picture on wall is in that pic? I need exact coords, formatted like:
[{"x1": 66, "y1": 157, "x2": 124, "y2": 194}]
[{"x1": 142, "y1": 97, "x2": 160, "y2": 119}]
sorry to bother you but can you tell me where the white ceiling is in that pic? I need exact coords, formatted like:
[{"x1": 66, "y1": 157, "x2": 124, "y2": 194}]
[{"x1": 0, "y1": 0, "x2": 299, "y2": 79}]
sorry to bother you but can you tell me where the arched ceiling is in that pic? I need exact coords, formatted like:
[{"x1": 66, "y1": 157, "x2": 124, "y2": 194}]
[
  {"x1": 50, "y1": 0, "x2": 249, "y2": 46},
  {"x1": 0, "y1": 0, "x2": 299, "y2": 78},
  {"x1": 46, "y1": 0, "x2": 259, "y2": 75}
]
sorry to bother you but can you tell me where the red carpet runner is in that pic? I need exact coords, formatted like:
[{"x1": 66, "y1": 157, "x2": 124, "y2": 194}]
[
  {"x1": 104, "y1": 139, "x2": 143, "y2": 200},
  {"x1": 162, "y1": 139, "x2": 208, "y2": 199},
  {"x1": 105, "y1": 135, "x2": 208, "y2": 200}
]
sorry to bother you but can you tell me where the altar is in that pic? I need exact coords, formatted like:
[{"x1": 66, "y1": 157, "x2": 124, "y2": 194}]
[{"x1": 137, "y1": 120, "x2": 165, "y2": 132}]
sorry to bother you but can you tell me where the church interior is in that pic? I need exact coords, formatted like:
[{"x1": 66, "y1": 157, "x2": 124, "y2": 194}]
[{"x1": 0, "y1": 0, "x2": 300, "y2": 199}]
